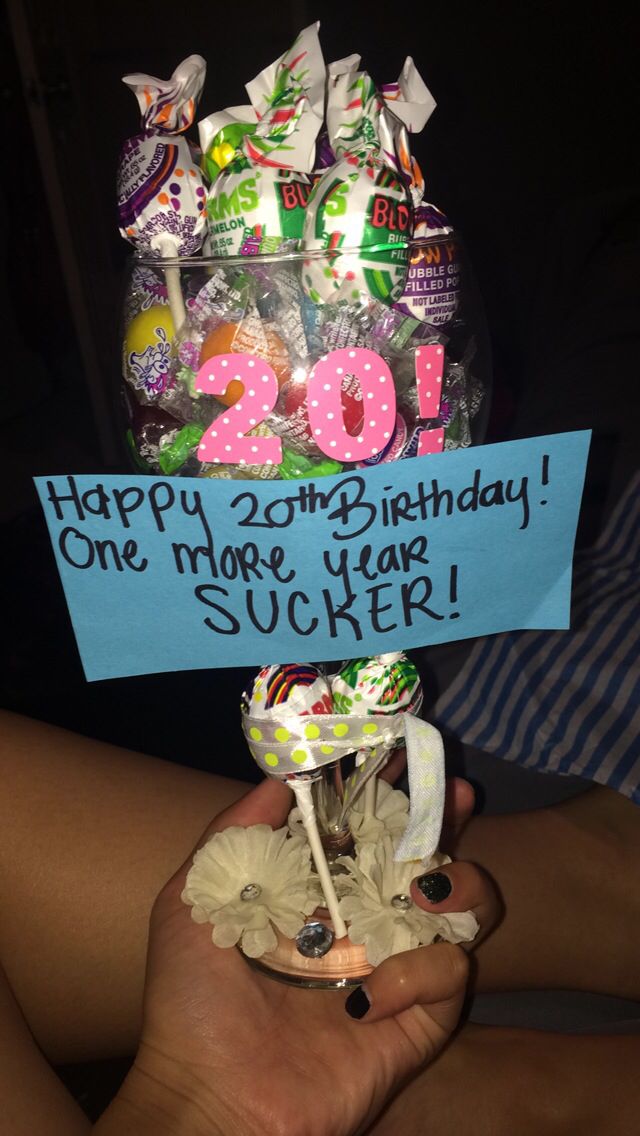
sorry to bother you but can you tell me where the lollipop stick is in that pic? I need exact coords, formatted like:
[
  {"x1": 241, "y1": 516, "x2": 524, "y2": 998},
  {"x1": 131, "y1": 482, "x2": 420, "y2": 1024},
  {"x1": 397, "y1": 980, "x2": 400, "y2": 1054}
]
[
  {"x1": 157, "y1": 236, "x2": 187, "y2": 331},
  {"x1": 292, "y1": 779, "x2": 347, "y2": 940},
  {"x1": 364, "y1": 773, "x2": 377, "y2": 816}
]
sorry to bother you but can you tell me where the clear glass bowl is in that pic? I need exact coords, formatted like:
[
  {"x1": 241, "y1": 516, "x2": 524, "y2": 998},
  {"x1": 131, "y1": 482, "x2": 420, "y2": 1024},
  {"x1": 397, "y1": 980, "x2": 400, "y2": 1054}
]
[{"x1": 119, "y1": 236, "x2": 491, "y2": 481}]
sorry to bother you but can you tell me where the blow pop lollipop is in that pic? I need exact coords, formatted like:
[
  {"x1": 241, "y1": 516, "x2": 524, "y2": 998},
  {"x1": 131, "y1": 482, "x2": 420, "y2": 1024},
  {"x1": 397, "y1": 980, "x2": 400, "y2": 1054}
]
[
  {"x1": 199, "y1": 24, "x2": 325, "y2": 257},
  {"x1": 332, "y1": 652, "x2": 423, "y2": 818},
  {"x1": 302, "y1": 68, "x2": 412, "y2": 305},
  {"x1": 118, "y1": 55, "x2": 208, "y2": 329},
  {"x1": 242, "y1": 664, "x2": 347, "y2": 938}
]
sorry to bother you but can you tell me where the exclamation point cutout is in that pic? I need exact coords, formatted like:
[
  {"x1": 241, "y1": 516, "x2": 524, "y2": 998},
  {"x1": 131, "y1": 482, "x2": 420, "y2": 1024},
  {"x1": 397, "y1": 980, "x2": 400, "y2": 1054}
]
[
  {"x1": 541, "y1": 454, "x2": 550, "y2": 505},
  {"x1": 449, "y1": 564, "x2": 460, "y2": 619}
]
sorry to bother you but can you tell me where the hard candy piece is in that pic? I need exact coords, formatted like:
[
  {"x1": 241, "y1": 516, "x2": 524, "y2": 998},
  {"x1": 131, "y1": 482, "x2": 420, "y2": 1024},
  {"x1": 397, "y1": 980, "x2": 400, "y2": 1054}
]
[
  {"x1": 124, "y1": 305, "x2": 175, "y2": 398},
  {"x1": 198, "y1": 319, "x2": 290, "y2": 406},
  {"x1": 127, "y1": 404, "x2": 184, "y2": 471},
  {"x1": 278, "y1": 448, "x2": 343, "y2": 479}
]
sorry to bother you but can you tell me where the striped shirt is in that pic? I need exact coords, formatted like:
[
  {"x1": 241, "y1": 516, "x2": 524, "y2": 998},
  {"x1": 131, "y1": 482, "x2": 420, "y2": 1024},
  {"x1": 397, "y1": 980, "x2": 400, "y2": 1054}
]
[{"x1": 434, "y1": 474, "x2": 640, "y2": 802}]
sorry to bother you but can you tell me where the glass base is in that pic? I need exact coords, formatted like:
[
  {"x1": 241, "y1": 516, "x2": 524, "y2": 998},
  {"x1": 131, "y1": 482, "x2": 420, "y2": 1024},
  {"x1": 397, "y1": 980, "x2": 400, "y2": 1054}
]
[{"x1": 240, "y1": 914, "x2": 373, "y2": 989}]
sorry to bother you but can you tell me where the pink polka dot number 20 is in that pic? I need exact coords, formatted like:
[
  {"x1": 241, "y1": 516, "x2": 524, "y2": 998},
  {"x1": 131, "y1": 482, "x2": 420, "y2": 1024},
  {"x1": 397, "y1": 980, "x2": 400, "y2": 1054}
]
[
  {"x1": 195, "y1": 345, "x2": 446, "y2": 467},
  {"x1": 307, "y1": 348, "x2": 397, "y2": 462},
  {"x1": 195, "y1": 354, "x2": 282, "y2": 467}
]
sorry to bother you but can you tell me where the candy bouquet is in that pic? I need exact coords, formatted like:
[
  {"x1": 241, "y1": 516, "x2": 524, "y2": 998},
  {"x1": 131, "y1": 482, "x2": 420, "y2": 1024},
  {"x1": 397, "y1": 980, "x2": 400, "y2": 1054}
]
[
  {"x1": 116, "y1": 24, "x2": 486, "y2": 983},
  {"x1": 118, "y1": 24, "x2": 488, "y2": 482},
  {"x1": 182, "y1": 655, "x2": 478, "y2": 985}
]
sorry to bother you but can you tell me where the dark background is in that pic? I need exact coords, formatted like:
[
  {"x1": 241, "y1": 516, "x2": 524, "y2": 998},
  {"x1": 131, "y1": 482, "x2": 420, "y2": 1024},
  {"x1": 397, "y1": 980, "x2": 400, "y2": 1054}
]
[{"x1": 1, "y1": 0, "x2": 639, "y2": 778}]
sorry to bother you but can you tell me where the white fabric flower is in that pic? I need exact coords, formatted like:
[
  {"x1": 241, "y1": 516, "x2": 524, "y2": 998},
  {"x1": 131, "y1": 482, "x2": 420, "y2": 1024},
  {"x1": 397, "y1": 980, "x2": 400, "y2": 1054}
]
[
  {"x1": 337, "y1": 836, "x2": 479, "y2": 967},
  {"x1": 181, "y1": 825, "x2": 319, "y2": 958},
  {"x1": 349, "y1": 780, "x2": 410, "y2": 846}
]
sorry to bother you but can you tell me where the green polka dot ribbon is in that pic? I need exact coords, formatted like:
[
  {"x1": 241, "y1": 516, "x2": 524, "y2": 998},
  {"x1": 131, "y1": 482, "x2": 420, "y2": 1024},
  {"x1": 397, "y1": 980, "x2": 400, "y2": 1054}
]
[
  {"x1": 242, "y1": 711, "x2": 401, "y2": 777},
  {"x1": 243, "y1": 705, "x2": 446, "y2": 864}
]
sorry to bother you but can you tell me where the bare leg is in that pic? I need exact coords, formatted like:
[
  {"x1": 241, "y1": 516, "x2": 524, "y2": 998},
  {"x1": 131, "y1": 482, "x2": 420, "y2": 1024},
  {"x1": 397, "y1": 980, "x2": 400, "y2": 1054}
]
[
  {"x1": 453, "y1": 786, "x2": 640, "y2": 1000},
  {"x1": 370, "y1": 1024, "x2": 640, "y2": 1136},
  {"x1": 0, "y1": 963, "x2": 89, "y2": 1135},
  {"x1": 0, "y1": 710, "x2": 247, "y2": 1062}
]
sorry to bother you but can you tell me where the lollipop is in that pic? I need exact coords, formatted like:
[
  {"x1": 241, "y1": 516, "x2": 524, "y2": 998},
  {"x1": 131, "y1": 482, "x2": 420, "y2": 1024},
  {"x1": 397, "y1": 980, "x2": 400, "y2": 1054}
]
[
  {"x1": 302, "y1": 68, "x2": 412, "y2": 305},
  {"x1": 243, "y1": 664, "x2": 347, "y2": 938},
  {"x1": 199, "y1": 24, "x2": 325, "y2": 258},
  {"x1": 332, "y1": 652, "x2": 423, "y2": 817},
  {"x1": 118, "y1": 55, "x2": 208, "y2": 329},
  {"x1": 376, "y1": 59, "x2": 461, "y2": 329},
  {"x1": 394, "y1": 203, "x2": 460, "y2": 329}
]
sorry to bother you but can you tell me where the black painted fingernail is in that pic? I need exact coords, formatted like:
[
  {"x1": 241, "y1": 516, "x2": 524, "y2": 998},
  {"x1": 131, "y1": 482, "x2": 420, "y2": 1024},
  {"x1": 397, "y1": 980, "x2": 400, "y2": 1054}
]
[
  {"x1": 345, "y1": 985, "x2": 371, "y2": 1019},
  {"x1": 416, "y1": 871, "x2": 452, "y2": 904}
]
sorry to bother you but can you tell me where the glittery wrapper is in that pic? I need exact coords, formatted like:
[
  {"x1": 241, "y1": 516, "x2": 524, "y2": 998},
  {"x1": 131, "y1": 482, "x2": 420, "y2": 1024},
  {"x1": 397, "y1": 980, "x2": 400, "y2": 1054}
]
[{"x1": 118, "y1": 57, "x2": 208, "y2": 258}]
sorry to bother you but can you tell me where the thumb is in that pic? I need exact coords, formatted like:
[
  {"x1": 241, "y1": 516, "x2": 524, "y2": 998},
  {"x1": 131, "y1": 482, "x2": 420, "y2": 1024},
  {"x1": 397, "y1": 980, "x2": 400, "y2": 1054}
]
[
  {"x1": 410, "y1": 860, "x2": 502, "y2": 949},
  {"x1": 345, "y1": 942, "x2": 469, "y2": 1049},
  {"x1": 194, "y1": 778, "x2": 293, "y2": 848}
]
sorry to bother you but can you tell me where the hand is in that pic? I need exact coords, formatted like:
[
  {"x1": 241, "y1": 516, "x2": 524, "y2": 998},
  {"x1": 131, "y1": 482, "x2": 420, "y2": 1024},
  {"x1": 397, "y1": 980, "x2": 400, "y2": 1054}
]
[{"x1": 110, "y1": 781, "x2": 499, "y2": 1136}]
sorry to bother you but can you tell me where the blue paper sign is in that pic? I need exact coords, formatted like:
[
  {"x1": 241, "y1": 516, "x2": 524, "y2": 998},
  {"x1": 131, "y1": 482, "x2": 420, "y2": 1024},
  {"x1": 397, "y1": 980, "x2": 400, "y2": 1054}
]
[{"x1": 35, "y1": 431, "x2": 590, "y2": 681}]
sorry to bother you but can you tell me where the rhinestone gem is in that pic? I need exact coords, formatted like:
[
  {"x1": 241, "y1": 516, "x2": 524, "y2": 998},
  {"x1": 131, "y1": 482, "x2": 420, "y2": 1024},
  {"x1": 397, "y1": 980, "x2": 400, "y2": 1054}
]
[
  {"x1": 391, "y1": 893, "x2": 413, "y2": 911},
  {"x1": 240, "y1": 883, "x2": 262, "y2": 901},
  {"x1": 295, "y1": 921, "x2": 335, "y2": 958}
]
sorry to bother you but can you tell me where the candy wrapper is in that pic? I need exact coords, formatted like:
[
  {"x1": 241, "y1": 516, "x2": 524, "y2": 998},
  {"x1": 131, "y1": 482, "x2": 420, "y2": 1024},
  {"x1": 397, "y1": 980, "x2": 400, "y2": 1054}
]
[
  {"x1": 302, "y1": 67, "x2": 412, "y2": 304},
  {"x1": 331, "y1": 652, "x2": 423, "y2": 717},
  {"x1": 118, "y1": 56, "x2": 207, "y2": 258},
  {"x1": 332, "y1": 652, "x2": 423, "y2": 818},
  {"x1": 119, "y1": 29, "x2": 489, "y2": 478},
  {"x1": 118, "y1": 56, "x2": 208, "y2": 330},
  {"x1": 375, "y1": 59, "x2": 462, "y2": 329},
  {"x1": 199, "y1": 24, "x2": 325, "y2": 257}
]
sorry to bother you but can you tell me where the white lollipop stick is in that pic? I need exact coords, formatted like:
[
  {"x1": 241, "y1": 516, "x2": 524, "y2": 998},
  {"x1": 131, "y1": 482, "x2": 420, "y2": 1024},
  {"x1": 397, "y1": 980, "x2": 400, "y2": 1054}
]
[
  {"x1": 155, "y1": 235, "x2": 187, "y2": 331},
  {"x1": 363, "y1": 768, "x2": 377, "y2": 816},
  {"x1": 292, "y1": 779, "x2": 347, "y2": 940},
  {"x1": 354, "y1": 748, "x2": 377, "y2": 818}
]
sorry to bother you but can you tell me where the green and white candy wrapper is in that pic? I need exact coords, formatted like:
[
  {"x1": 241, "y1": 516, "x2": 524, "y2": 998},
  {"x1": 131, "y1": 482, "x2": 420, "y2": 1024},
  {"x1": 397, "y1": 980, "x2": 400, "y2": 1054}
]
[
  {"x1": 302, "y1": 68, "x2": 412, "y2": 304},
  {"x1": 331, "y1": 651, "x2": 424, "y2": 820},
  {"x1": 200, "y1": 23, "x2": 325, "y2": 257}
]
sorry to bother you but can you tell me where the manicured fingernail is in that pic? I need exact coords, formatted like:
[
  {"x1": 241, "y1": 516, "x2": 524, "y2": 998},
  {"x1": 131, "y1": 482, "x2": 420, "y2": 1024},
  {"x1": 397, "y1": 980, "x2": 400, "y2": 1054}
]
[
  {"x1": 416, "y1": 871, "x2": 452, "y2": 904},
  {"x1": 345, "y1": 985, "x2": 371, "y2": 1019}
]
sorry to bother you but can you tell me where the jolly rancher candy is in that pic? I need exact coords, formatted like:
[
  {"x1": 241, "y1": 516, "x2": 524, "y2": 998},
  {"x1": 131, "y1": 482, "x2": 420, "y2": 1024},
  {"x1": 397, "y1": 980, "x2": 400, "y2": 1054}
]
[{"x1": 199, "y1": 24, "x2": 325, "y2": 257}]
